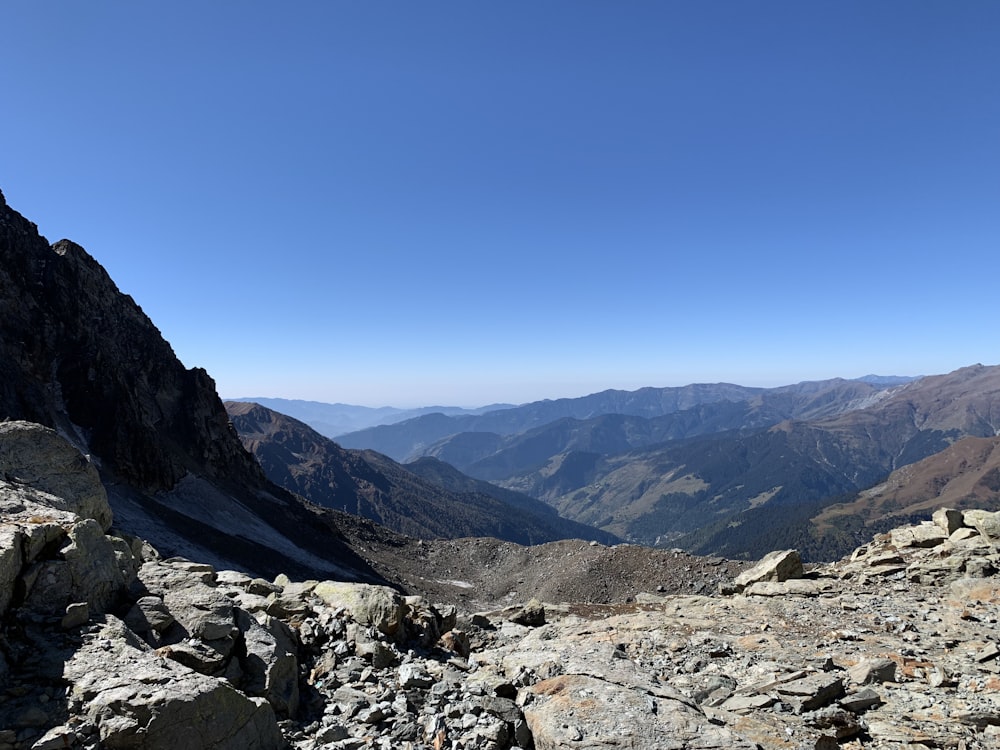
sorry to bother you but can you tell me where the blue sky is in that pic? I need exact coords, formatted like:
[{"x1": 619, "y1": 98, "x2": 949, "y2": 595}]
[{"x1": 3, "y1": 2, "x2": 998, "y2": 407}]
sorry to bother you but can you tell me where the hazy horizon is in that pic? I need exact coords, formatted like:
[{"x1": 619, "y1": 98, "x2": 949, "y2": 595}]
[
  {"x1": 4, "y1": 2, "x2": 997, "y2": 408},
  {"x1": 223, "y1": 368, "x2": 939, "y2": 411}
]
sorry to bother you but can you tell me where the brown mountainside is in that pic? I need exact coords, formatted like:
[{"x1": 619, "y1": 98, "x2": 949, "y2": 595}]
[{"x1": 814, "y1": 435, "x2": 1000, "y2": 537}]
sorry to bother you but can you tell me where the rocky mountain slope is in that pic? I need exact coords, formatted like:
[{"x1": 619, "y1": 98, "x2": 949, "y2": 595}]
[
  {"x1": 0, "y1": 188, "x2": 380, "y2": 583},
  {"x1": 225, "y1": 401, "x2": 617, "y2": 546},
  {"x1": 5, "y1": 419, "x2": 1000, "y2": 750}
]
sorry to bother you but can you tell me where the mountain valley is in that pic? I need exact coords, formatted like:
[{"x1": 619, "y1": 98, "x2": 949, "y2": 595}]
[
  {"x1": 331, "y1": 366, "x2": 1000, "y2": 561},
  {"x1": 225, "y1": 401, "x2": 618, "y2": 546}
]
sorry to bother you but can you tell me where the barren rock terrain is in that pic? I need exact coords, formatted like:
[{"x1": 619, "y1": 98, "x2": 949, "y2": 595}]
[
  {"x1": 5, "y1": 421, "x2": 1000, "y2": 749},
  {"x1": 329, "y1": 510, "x2": 747, "y2": 610}
]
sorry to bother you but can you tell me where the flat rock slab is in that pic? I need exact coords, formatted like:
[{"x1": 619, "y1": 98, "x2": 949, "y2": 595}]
[
  {"x1": 525, "y1": 673, "x2": 756, "y2": 750},
  {"x1": 745, "y1": 579, "x2": 834, "y2": 597},
  {"x1": 775, "y1": 673, "x2": 845, "y2": 712}
]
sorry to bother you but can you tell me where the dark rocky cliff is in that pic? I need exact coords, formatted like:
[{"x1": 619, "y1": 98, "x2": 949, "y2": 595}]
[
  {"x1": 0, "y1": 189, "x2": 380, "y2": 582},
  {"x1": 0, "y1": 188, "x2": 263, "y2": 492}
]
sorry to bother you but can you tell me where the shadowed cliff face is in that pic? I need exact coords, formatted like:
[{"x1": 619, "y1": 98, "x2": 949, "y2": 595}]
[
  {"x1": 0, "y1": 189, "x2": 263, "y2": 492},
  {"x1": 0, "y1": 189, "x2": 387, "y2": 584}
]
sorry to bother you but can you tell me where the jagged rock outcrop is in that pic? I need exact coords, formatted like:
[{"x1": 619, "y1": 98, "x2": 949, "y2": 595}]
[
  {"x1": 0, "y1": 190, "x2": 391, "y2": 583},
  {"x1": 0, "y1": 190, "x2": 262, "y2": 493},
  {"x1": 0, "y1": 422, "x2": 136, "y2": 620}
]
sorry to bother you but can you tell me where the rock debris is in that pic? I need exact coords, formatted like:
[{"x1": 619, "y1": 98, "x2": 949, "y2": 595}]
[{"x1": 3, "y1": 422, "x2": 1000, "y2": 749}]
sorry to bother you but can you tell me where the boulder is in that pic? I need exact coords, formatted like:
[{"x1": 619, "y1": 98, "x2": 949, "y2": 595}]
[
  {"x1": 0, "y1": 421, "x2": 112, "y2": 531},
  {"x1": 265, "y1": 579, "x2": 317, "y2": 618},
  {"x1": 848, "y1": 658, "x2": 897, "y2": 685},
  {"x1": 744, "y1": 579, "x2": 833, "y2": 597},
  {"x1": 890, "y1": 522, "x2": 948, "y2": 549},
  {"x1": 441, "y1": 629, "x2": 472, "y2": 658},
  {"x1": 61, "y1": 602, "x2": 90, "y2": 629},
  {"x1": 124, "y1": 596, "x2": 175, "y2": 635},
  {"x1": 508, "y1": 598, "x2": 546, "y2": 627},
  {"x1": 62, "y1": 518, "x2": 137, "y2": 612},
  {"x1": 730, "y1": 549, "x2": 803, "y2": 593},
  {"x1": 774, "y1": 672, "x2": 845, "y2": 713},
  {"x1": 313, "y1": 581, "x2": 404, "y2": 636},
  {"x1": 398, "y1": 661, "x2": 435, "y2": 689},
  {"x1": 963, "y1": 510, "x2": 1000, "y2": 542},
  {"x1": 64, "y1": 616, "x2": 282, "y2": 750},
  {"x1": 130, "y1": 558, "x2": 241, "y2": 675},
  {"x1": 14, "y1": 508, "x2": 137, "y2": 618},
  {"x1": 933, "y1": 507, "x2": 965, "y2": 536},
  {"x1": 138, "y1": 559, "x2": 237, "y2": 641},
  {"x1": 0, "y1": 423, "x2": 136, "y2": 619},
  {"x1": 238, "y1": 609, "x2": 300, "y2": 717}
]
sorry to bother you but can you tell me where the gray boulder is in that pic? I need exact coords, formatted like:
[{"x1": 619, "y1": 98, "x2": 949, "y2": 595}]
[
  {"x1": 64, "y1": 617, "x2": 282, "y2": 750},
  {"x1": 313, "y1": 581, "x2": 404, "y2": 636},
  {"x1": 2, "y1": 489, "x2": 137, "y2": 620},
  {"x1": 962, "y1": 509, "x2": 1000, "y2": 542},
  {"x1": 0, "y1": 421, "x2": 112, "y2": 531},
  {"x1": 238, "y1": 609, "x2": 300, "y2": 717},
  {"x1": 730, "y1": 549, "x2": 803, "y2": 593}
]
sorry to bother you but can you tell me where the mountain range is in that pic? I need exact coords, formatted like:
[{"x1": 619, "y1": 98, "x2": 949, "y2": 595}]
[
  {"x1": 323, "y1": 365, "x2": 1000, "y2": 560},
  {"x1": 225, "y1": 396, "x2": 512, "y2": 438},
  {"x1": 335, "y1": 377, "x2": 905, "y2": 458},
  {"x1": 225, "y1": 401, "x2": 617, "y2": 546}
]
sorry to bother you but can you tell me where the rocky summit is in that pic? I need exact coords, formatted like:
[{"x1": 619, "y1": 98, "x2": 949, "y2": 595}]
[{"x1": 3, "y1": 421, "x2": 1000, "y2": 750}]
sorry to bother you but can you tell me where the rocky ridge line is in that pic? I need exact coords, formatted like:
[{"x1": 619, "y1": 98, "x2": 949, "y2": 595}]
[{"x1": 3, "y1": 421, "x2": 1000, "y2": 749}]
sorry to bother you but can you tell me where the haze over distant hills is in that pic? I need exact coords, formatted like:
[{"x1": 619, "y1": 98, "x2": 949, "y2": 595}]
[
  {"x1": 226, "y1": 397, "x2": 513, "y2": 438},
  {"x1": 334, "y1": 378, "x2": 911, "y2": 459}
]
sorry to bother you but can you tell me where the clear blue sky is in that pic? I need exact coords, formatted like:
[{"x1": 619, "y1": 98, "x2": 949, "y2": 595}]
[{"x1": 3, "y1": 2, "x2": 998, "y2": 407}]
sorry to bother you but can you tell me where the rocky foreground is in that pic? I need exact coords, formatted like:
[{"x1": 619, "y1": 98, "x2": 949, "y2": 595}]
[{"x1": 3, "y1": 422, "x2": 1000, "y2": 749}]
